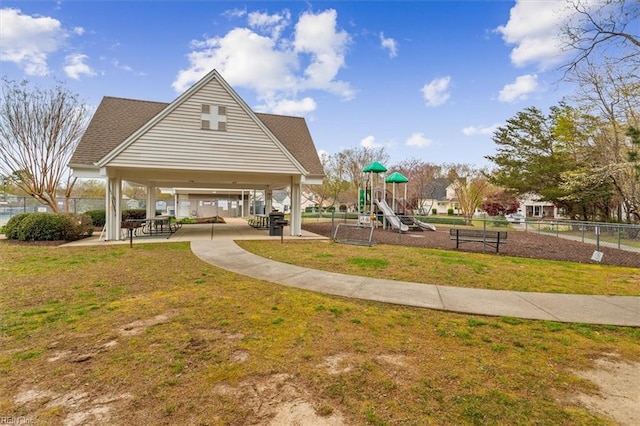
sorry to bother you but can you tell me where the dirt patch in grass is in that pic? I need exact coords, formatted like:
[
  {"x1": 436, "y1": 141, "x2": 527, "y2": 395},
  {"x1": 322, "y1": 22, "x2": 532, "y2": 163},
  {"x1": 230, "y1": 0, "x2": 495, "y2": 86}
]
[
  {"x1": 214, "y1": 373, "x2": 346, "y2": 425},
  {"x1": 571, "y1": 355, "x2": 640, "y2": 426},
  {"x1": 302, "y1": 222, "x2": 640, "y2": 268},
  {"x1": 13, "y1": 386, "x2": 133, "y2": 425}
]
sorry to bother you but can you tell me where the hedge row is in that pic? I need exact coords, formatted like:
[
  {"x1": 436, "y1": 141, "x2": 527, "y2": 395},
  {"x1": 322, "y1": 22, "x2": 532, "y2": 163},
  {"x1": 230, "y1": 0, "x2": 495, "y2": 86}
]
[{"x1": 4, "y1": 213, "x2": 94, "y2": 241}]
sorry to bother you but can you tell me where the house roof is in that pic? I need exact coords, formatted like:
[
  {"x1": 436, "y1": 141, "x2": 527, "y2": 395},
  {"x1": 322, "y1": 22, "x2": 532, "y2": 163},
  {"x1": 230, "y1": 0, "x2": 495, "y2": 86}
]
[
  {"x1": 424, "y1": 177, "x2": 451, "y2": 200},
  {"x1": 70, "y1": 96, "x2": 324, "y2": 177}
]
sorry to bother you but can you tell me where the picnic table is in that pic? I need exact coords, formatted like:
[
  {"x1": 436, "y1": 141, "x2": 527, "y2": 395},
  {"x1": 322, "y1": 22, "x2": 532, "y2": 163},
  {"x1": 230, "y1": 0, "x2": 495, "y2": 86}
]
[{"x1": 123, "y1": 216, "x2": 181, "y2": 242}]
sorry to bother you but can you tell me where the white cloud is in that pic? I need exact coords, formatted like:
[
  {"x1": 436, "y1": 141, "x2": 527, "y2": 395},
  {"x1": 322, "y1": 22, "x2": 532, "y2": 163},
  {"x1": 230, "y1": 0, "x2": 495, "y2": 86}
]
[
  {"x1": 360, "y1": 135, "x2": 382, "y2": 149},
  {"x1": 379, "y1": 32, "x2": 397, "y2": 58},
  {"x1": 462, "y1": 123, "x2": 502, "y2": 136},
  {"x1": 248, "y1": 10, "x2": 290, "y2": 39},
  {"x1": 0, "y1": 8, "x2": 67, "y2": 76},
  {"x1": 293, "y1": 9, "x2": 353, "y2": 98},
  {"x1": 73, "y1": 27, "x2": 85, "y2": 36},
  {"x1": 498, "y1": 74, "x2": 538, "y2": 103},
  {"x1": 64, "y1": 53, "x2": 95, "y2": 80},
  {"x1": 495, "y1": 0, "x2": 572, "y2": 69},
  {"x1": 421, "y1": 76, "x2": 451, "y2": 107},
  {"x1": 173, "y1": 27, "x2": 298, "y2": 94},
  {"x1": 257, "y1": 97, "x2": 317, "y2": 116},
  {"x1": 113, "y1": 60, "x2": 146, "y2": 77},
  {"x1": 405, "y1": 133, "x2": 432, "y2": 148},
  {"x1": 172, "y1": 8, "x2": 353, "y2": 116}
]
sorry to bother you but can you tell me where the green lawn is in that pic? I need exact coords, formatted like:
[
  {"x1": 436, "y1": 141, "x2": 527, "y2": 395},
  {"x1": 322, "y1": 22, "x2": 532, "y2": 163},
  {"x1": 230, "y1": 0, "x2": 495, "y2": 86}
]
[
  {"x1": 237, "y1": 240, "x2": 640, "y2": 296},
  {"x1": 1, "y1": 241, "x2": 638, "y2": 425}
]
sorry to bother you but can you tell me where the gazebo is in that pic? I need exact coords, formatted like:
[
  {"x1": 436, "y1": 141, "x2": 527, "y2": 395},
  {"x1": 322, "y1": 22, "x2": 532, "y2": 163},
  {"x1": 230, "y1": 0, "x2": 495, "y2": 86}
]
[{"x1": 68, "y1": 69, "x2": 325, "y2": 240}]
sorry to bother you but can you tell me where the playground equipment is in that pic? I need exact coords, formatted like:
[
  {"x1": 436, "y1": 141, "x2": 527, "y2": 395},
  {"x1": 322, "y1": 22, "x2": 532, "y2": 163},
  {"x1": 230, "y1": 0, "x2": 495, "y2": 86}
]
[
  {"x1": 374, "y1": 198, "x2": 409, "y2": 232},
  {"x1": 358, "y1": 161, "x2": 437, "y2": 234},
  {"x1": 411, "y1": 217, "x2": 437, "y2": 231}
]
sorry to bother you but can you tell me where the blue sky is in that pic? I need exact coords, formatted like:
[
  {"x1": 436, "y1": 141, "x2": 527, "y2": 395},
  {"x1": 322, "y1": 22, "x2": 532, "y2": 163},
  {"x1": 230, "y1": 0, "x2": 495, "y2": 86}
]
[{"x1": 1, "y1": 1, "x2": 581, "y2": 168}]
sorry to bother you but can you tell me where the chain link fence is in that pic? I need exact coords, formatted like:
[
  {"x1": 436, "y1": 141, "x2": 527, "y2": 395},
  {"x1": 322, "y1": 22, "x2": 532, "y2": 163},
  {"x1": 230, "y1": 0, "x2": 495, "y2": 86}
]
[
  {"x1": 0, "y1": 197, "x2": 177, "y2": 226},
  {"x1": 521, "y1": 219, "x2": 640, "y2": 252}
]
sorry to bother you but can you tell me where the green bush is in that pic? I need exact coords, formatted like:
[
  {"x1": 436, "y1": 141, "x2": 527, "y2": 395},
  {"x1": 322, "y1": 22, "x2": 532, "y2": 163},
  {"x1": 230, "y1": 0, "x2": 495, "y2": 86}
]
[
  {"x1": 121, "y1": 209, "x2": 161, "y2": 221},
  {"x1": 16, "y1": 213, "x2": 69, "y2": 241},
  {"x1": 83, "y1": 209, "x2": 163, "y2": 226},
  {"x1": 4, "y1": 213, "x2": 31, "y2": 239},
  {"x1": 5, "y1": 213, "x2": 93, "y2": 241},
  {"x1": 84, "y1": 209, "x2": 106, "y2": 227},
  {"x1": 122, "y1": 209, "x2": 147, "y2": 221},
  {"x1": 447, "y1": 208, "x2": 455, "y2": 216},
  {"x1": 432, "y1": 208, "x2": 437, "y2": 215}
]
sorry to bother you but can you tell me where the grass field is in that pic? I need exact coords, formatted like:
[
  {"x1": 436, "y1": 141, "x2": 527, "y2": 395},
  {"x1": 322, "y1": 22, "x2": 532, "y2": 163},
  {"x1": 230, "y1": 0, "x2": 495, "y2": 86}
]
[
  {"x1": 237, "y1": 240, "x2": 640, "y2": 296},
  {"x1": 1, "y1": 241, "x2": 639, "y2": 425}
]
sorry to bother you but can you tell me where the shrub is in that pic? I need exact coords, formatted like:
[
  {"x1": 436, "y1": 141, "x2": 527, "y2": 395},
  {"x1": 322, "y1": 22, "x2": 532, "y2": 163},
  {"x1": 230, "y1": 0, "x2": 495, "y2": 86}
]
[
  {"x1": 4, "y1": 213, "x2": 31, "y2": 239},
  {"x1": 447, "y1": 208, "x2": 455, "y2": 216},
  {"x1": 15, "y1": 213, "x2": 68, "y2": 241},
  {"x1": 122, "y1": 209, "x2": 147, "y2": 221},
  {"x1": 5, "y1": 213, "x2": 93, "y2": 241},
  {"x1": 432, "y1": 208, "x2": 437, "y2": 215},
  {"x1": 121, "y1": 209, "x2": 161, "y2": 221},
  {"x1": 61, "y1": 214, "x2": 94, "y2": 240},
  {"x1": 84, "y1": 209, "x2": 106, "y2": 227}
]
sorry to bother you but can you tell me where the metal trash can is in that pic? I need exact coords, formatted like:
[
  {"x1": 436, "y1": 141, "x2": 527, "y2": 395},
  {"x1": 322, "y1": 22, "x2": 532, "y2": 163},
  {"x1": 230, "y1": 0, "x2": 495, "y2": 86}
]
[{"x1": 268, "y1": 212, "x2": 286, "y2": 236}]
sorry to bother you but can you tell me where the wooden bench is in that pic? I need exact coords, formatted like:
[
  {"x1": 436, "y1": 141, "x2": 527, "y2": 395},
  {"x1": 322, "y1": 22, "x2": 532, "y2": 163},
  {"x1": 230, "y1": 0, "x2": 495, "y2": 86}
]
[{"x1": 450, "y1": 228, "x2": 507, "y2": 253}]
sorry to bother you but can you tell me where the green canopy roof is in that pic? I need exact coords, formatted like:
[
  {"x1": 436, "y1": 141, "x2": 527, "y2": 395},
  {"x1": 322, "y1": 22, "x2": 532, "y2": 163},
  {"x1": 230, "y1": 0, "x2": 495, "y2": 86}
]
[
  {"x1": 385, "y1": 171, "x2": 409, "y2": 183},
  {"x1": 363, "y1": 161, "x2": 387, "y2": 173}
]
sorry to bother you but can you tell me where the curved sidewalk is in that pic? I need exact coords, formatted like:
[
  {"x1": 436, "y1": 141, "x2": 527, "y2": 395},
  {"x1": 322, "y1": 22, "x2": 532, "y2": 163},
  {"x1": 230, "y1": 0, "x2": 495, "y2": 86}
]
[{"x1": 191, "y1": 240, "x2": 640, "y2": 327}]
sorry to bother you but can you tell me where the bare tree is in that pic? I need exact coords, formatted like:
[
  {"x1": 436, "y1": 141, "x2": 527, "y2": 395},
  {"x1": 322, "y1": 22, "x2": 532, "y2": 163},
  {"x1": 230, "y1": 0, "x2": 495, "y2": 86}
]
[
  {"x1": 561, "y1": 0, "x2": 639, "y2": 73},
  {"x1": 390, "y1": 159, "x2": 441, "y2": 214},
  {"x1": 337, "y1": 146, "x2": 390, "y2": 208},
  {"x1": 0, "y1": 78, "x2": 88, "y2": 212},
  {"x1": 453, "y1": 175, "x2": 491, "y2": 226},
  {"x1": 567, "y1": 62, "x2": 640, "y2": 222},
  {"x1": 306, "y1": 152, "x2": 350, "y2": 211}
]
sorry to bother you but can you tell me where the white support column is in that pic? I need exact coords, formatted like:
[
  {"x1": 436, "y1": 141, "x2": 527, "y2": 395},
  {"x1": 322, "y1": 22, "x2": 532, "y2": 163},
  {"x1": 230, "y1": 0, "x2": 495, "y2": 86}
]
[
  {"x1": 290, "y1": 181, "x2": 302, "y2": 236},
  {"x1": 252, "y1": 189, "x2": 257, "y2": 214},
  {"x1": 146, "y1": 184, "x2": 155, "y2": 218},
  {"x1": 174, "y1": 193, "x2": 178, "y2": 217},
  {"x1": 265, "y1": 189, "x2": 273, "y2": 213},
  {"x1": 105, "y1": 176, "x2": 122, "y2": 241}
]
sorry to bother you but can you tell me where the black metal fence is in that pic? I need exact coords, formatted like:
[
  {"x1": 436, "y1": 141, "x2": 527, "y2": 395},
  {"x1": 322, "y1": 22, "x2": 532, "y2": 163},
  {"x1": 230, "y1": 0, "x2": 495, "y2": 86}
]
[{"x1": 302, "y1": 212, "x2": 640, "y2": 264}]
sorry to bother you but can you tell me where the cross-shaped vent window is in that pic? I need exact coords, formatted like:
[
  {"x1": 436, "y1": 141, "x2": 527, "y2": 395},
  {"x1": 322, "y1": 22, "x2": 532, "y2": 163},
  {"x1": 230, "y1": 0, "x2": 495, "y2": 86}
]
[{"x1": 201, "y1": 104, "x2": 227, "y2": 131}]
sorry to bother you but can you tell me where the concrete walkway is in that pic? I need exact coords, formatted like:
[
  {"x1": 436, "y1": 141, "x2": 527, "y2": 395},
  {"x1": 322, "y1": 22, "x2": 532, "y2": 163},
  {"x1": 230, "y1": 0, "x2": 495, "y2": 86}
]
[
  {"x1": 64, "y1": 218, "x2": 640, "y2": 327},
  {"x1": 191, "y1": 239, "x2": 640, "y2": 327}
]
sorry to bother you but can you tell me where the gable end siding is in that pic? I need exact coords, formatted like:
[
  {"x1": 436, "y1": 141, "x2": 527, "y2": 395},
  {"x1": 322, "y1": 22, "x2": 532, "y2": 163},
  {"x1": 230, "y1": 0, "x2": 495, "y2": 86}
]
[{"x1": 110, "y1": 79, "x2": 301, "y2": 174}]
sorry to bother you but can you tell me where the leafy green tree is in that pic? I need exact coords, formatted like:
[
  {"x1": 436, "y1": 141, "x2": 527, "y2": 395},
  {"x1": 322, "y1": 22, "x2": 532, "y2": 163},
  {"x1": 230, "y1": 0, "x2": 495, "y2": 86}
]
[{"x1": 486, "y1": 106, "x2": 578, "y2": 208}]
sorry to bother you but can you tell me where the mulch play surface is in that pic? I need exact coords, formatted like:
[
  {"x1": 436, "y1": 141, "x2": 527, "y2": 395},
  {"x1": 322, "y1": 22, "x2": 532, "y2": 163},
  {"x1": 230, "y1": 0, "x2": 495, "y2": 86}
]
[{"x1": 302, "y1": 222, "x2": 640, "y2": 268}]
